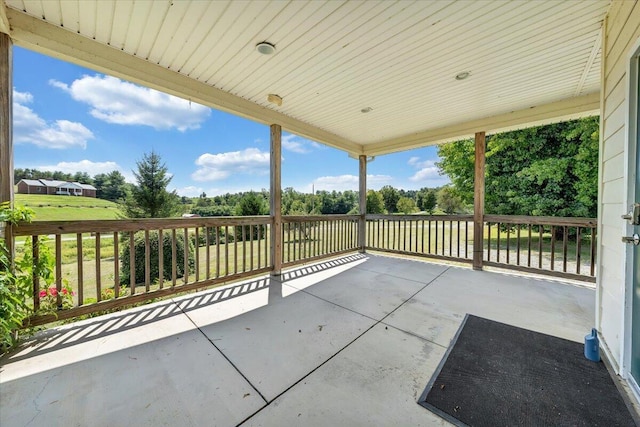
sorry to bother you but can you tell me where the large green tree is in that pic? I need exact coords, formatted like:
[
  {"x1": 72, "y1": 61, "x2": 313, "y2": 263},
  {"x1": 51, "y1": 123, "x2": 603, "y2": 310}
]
[
  {"x1": 380, "y1": 185, "x2": 400, "y2": 214},
  {"x1": 124, "y1": 151, "x2": 180, "y2": 218},
  {"x1": 436, "y1": 117, "x2": 599, "y2": 217},
  {"x1": 366, "y1": 190, "x2": 385, "y2": 214},
  {"x1": 416, "y1": 188, "x2": 437, "y2": 213}
]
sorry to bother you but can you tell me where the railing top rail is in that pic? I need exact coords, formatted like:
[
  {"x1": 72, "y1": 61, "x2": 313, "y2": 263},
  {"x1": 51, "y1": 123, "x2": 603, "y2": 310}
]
[
  {"x1": 12, "y1": 216, "x2": 272, "y2": 236},
  {"x1": 283, "y1": 214, "x2": 359, "y2": 222},
  {"x1": 483, "y1": 215, "x2": 597, "y2": 227},
  {"x1": 366, "y1": 214, "x2": 474, "y2": 221}
]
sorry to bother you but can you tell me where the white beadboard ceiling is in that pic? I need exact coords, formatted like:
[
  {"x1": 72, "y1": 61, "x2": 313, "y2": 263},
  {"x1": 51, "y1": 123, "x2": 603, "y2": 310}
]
[{"x1": 2, "y1": 0, "x2": 609, "y2": 156}]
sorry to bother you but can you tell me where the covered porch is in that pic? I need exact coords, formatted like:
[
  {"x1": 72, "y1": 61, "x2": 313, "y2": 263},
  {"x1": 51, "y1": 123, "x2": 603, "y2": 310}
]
[
  {"x1": 1, "y1": 253, "x2": 598, "y2": 426},
  {"x1": 1, "y1": 0, "x2": 640, "y2": 423}
]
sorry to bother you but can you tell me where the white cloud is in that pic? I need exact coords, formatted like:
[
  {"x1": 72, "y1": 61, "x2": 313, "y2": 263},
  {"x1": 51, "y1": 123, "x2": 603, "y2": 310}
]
[
  {"x1": 13, "y1": 89, "x2": 94, "y2": 149},
  {"x1": 174, "y1": 186, "x2": 204, "y2": 197},
  {"x1": 281, "y1": 134, "x2": 322, "y2": 154},
  {"x1": 408, "y1": 157, "x2": 439, "y2": 182},
  {"x1": 310, "y1": 174, "x2": 392, "y2": 192},
  {"x1": 50, "y1": 75, "x2": 211, "y2": 131},
  {"x1": 37, "y1": 160, "x2": 135, "y2": 182},
  {"x1": 191, "y1": 148, "x2": 270, "y2": 181}
]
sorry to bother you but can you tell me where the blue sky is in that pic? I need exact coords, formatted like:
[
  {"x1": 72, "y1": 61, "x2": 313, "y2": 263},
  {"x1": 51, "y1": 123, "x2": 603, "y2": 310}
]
[{"x1": 13, "y1": 47, "x2": 449, "y2": 197}]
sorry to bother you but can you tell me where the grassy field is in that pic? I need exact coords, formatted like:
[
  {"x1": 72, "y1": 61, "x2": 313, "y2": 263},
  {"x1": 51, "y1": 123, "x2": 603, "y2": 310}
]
[{"x1": 15, "y1": 194, "x2": 122, "y2": 221}]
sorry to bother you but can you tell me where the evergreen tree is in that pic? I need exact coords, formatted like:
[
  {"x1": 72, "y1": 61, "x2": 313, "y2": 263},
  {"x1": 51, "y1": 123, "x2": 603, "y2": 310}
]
[{"x1": 124, "y1": 151, "x2": 179, "y2": 218}]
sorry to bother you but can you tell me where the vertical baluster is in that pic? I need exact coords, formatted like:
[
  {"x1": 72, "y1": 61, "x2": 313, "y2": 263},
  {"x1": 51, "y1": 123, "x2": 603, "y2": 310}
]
[
  {"x1": 457, "y1": 221, "x2": 460, "y2": 257},
  {"x1": 576, "y1": 227, "x2": 582, "y2": 275},
  {"x1": 428, "y1": 220, "x2": 432, "y2": 254},
  {"x1": 75, "y1": 234, "x2": 82, "y2": 306},
  {"x1": 496, "y1": 223, "x2": 501, "y2": 262},
  {"x1": 527, "y1": 224, "x2": 532, "y2": 267},
  {"x1": 158, "y1": 230, "x2": 163, "y2": 290},
  {"x1": 205, "y1": 226, "x2": 210, "y2": 280},
  {"x1": 130, "y1": 231, "x2": 137, "y2": 294},
  {"x1": 195, "y1": 227, "x2": 200, "y2": 281},
  {"x1": 184, "y1": 228, "x2": 190, "y2": 283},
  {"x1": 171, "y1": 229, "x2": 177, "y2": 287},
  {"x1": 465, "y1": 221, "x2": 469, "y2": 258},
  {"x1": 242, "y1": 225, "x2": 247, "y2": 272},
  {"x1": 590, "y1": 227, "x2": 596, "y2": 277},
  {"x1": 538, "y1": 225, "x2": 543, "y2": 269},
  {"x1": 145, "y1": 230, "x2": 150, "y2": 291},
  {"x1": 250, "y1": 223, "x2": 254, "y2": 271},
  {"x1": 449, "y1": 220, "x2": 453, "y2": 256},
  {"x1": 550, "y1": 226, "x2": 555, "y2": 271},
  {"x1": 516, "y1": 225, "x2": 521, "y2": 266},
  {"x1": 96, "y1": 232, "x2": 102, "y2": 298},
  {"x1": 216, "y1": 227, "x2": 221, "y2": 278},
  {"x1": 32, "y1": 236, "x2": 40, "y2": 311},
  {"x1": 487, "y1": 223, "x2": 491, "y2": 261},
  {"x1": 233, "y1": 225, "x2": 238, "y2": 275},
  {"x1": 506, "y1": 226, "x2": 510, "y2": 264},
  {"x1": 113, "y1": 232, "x2": 119, "y2": 299},
  {"x1": 224, "y1": 226, "x2": 229, "y2": 276},
  {"x1": 55, "y1": 234, "x2": 62, "y2": 308},
  {"x1": 434, "y1": 221, "x2": 438, "y2": 255}
]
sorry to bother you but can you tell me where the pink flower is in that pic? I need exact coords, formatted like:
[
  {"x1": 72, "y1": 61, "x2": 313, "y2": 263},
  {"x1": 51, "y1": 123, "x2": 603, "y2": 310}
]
[
  {"x1": 48, "y1": 287, "x2": 58, "y2": 297},
  {"x1": 61, "y1": 288, "x2": 68, "y2": 295},
  {"x1": 39, "y1": 289, "x2": 47, "y2": 298}
]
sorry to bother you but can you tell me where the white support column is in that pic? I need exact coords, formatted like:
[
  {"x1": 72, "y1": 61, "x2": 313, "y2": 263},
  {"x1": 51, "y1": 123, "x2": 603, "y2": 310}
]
[
  {"x1": 270, "y1": 124, "x2": 282, "y2": 276},
  {"x1": 358, "y1": 155, "x2": 367, "y2": 252},
  {"x1": 0, "y1": 33, "x2": 13, "y2": 259}
]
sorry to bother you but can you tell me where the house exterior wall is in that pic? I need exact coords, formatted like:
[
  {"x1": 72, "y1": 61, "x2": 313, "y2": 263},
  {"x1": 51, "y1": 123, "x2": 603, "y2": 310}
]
[
  {"x1": 16, "y1": 181, "x2": 28, "y2": 194},
  {"x1": 83, "y1": 189, "x2": 96, "y2": 198},
  {"x1": 599, "y1": 0, "x2": 640, "y2": 372}
]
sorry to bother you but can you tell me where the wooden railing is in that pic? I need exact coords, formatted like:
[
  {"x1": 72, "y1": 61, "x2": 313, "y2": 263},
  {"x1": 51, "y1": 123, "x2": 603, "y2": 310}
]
[
  {"x1": 282, "y1": 215, "x2": 359, "y2": 267},
  {"x1": 366, "y1": 214, "x2": 474, "y2": 263},
  {"x1": 483, "y1": 215, "x2": 597, "y2": 282},
  {"x1": 13, "y1": 216, "x2": 272, "y2": 326},
  {"x1": 11, "y1": 213, "x2": 597, "y2": 326}
]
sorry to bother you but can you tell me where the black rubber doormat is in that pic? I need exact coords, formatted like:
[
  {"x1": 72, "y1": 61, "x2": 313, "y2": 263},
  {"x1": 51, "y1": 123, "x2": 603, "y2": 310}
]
[{"x1": 418, "y1": 314, "x2": 637, "y2": 426}]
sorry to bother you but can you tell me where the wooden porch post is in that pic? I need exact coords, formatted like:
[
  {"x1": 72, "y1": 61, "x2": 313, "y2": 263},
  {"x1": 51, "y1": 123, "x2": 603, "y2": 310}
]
[
  {"x1": 358, "y1": 155, "x2": 367, "y2": 252},
  {"x1": 473, "y1": 131, "x2": 486, "y2": 270},
  {"x1": 270, "y1": 124, "x2": 282, "y2": 276},
  {"x1": 0, "y1": 33, "x2": 13, "y2": 259}
]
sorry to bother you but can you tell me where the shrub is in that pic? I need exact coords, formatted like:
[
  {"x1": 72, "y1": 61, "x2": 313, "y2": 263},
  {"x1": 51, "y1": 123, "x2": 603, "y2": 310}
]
[{"x1": 119, "y1": 231, "x2": 195, "y2": 285}]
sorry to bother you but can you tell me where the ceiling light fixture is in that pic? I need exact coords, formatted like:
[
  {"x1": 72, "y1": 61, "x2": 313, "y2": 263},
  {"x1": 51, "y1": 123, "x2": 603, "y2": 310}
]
[
  {"x1": 361, "y1": 107, "x2": 373, "y2": 113},
  {"x1": 256, "y1": 41, "x2": 276, "y2": 55},
  {"x1": 455, "y1": 71, "x2": 470, "y2": 81},
  {"x1": 268, "y1": 94, "x2": 283, "y2": 106}
]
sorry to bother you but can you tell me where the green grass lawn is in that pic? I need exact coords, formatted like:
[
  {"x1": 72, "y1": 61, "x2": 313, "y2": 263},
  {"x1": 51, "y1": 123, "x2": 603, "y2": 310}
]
[{"x1": 15, "y1": 194, "x2": 122, "y2": 221}]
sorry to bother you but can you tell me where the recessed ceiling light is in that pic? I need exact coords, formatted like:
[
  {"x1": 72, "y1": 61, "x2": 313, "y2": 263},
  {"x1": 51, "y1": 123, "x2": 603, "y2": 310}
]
[
  {"x1": 256, "y1": 41, "x2": 276, "y2": 55},
  {"x1": 455, "y1": 71, "x2": 470, "y2": 80},
  {"x1": 361, "y1": 107, "x2": 373, "y2": 113}
]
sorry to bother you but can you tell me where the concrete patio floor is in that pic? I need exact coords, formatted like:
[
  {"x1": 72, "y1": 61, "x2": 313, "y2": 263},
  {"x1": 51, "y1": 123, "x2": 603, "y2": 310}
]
[{"x1": 0, "y1": 253, "x2": 596, "y2": 427}]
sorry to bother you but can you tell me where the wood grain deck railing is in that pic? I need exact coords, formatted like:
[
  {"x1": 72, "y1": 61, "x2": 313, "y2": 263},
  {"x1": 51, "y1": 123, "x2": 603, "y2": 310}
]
[
  {"x1": 483, "y1": 215, "x2": 597, "y2": 282},
  {"x1": 365, "y1": 214, "x2": 474, "y2": 263},
  {"x1": 13, "y1": 216, "x2": 272, "y2": 326},
  {"x1": 282, "y1": 215, "x2": 359, "y2": 267},
  {"x1": 366, "y1": 214, "x2": 597, "y2": 282},
  {"x1": 10, "y1": 213, "x2": 597, "y2": 327}
]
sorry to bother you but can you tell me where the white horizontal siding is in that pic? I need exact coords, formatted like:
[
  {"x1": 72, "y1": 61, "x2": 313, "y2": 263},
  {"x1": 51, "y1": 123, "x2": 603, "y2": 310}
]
[{"x1": 598, "y1": 0, "x2": 640, "y2": 372}]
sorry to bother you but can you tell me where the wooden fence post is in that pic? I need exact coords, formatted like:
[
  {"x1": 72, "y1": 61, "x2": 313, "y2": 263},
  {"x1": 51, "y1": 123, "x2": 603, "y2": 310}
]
[
  {"x1": 270, "y1": 124, "x2": 282, "y2": 275},
  {"x1": 0, "y1": 33, "x2": 14, "y2": 263},
  {"x1": 359, "y1": 155, "x2": 367, "y2": 252},
  {"x1": 473, "y1": 131, "x2": 486, "y2": 270}
]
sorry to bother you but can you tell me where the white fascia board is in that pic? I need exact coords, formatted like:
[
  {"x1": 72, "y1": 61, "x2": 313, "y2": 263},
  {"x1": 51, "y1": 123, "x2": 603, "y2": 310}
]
[
  {"x1": 363, "y1": 92, "x2": 601, "y2": 157},
  {"x1": 7, "y1": 9, "x2": 363, "y2": 156}
]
